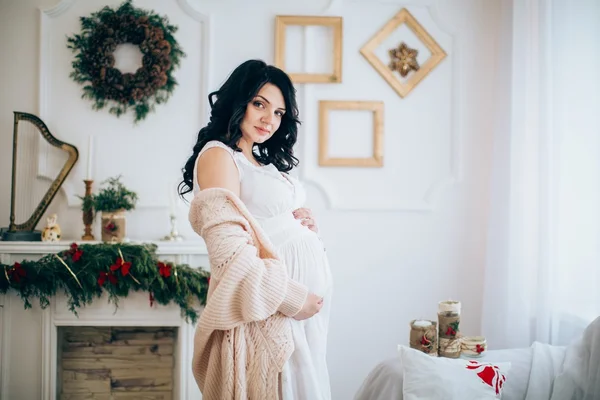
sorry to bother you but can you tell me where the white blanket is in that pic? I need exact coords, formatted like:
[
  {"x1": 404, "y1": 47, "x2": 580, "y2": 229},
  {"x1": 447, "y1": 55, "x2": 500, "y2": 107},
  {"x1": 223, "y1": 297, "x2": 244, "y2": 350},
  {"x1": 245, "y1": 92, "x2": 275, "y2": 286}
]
[
  {"x1": 548, "y1": 316, "x2": 600, "y2": 400},
  {"x1": 523, "y1": 342, "x2": 566, "y2": 399}
]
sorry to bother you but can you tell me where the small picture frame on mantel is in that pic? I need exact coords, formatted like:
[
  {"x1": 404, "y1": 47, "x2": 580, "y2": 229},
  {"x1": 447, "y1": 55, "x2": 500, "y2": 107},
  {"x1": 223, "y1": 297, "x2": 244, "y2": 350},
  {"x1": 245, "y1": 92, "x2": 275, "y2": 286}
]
[{"x1": 274, "y1": 15, "x2": 343, "y2": 83}]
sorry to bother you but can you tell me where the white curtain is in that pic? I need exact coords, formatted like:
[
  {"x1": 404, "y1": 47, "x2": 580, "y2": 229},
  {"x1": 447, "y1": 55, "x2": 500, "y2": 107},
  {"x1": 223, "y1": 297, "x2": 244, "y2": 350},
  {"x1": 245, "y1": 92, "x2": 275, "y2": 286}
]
[{"x1": 481, "y1": 0, "x2": 600, "y2": 349}]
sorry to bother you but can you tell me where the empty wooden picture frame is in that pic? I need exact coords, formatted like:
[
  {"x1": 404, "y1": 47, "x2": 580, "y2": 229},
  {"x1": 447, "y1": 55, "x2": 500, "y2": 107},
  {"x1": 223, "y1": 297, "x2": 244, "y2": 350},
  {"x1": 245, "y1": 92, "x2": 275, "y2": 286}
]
[
  {"x1": 275, "y1": 15, "x2": 343, "y2": 83},
  {"x1": 319, "y1": 100, "x2": 384, "y2": 167}
]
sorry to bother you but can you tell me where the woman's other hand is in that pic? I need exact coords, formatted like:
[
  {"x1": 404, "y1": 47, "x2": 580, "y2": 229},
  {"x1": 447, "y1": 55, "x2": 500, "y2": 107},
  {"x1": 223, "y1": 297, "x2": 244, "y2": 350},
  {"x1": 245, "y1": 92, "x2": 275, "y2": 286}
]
[{"x1": 293, "y1": 207, "x2": 319, "y2": 233}]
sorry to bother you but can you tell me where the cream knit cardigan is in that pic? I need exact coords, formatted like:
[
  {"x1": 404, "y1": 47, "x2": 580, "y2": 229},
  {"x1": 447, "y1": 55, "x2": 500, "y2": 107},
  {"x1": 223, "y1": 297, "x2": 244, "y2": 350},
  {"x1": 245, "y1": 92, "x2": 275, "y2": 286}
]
[{"x1": 188, "y1": 187, "x2": 309, "y2": 400}]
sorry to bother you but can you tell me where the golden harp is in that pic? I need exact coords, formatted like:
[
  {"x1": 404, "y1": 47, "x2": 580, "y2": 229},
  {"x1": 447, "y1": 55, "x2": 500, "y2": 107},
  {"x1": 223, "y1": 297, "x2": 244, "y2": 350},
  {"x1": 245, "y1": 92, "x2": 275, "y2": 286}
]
[{"x1": 1, "y1": 112, "x2": 79, "y2": 241}]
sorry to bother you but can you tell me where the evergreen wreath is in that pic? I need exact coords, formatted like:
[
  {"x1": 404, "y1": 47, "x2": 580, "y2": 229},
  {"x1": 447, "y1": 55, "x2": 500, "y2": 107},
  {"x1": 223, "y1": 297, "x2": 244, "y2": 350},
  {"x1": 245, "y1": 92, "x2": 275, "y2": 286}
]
[
  {"x1": 0, "y1": 243, "x2": 210, "y2": 323},
  {"x1": 67, "y1": 0, "x2": 186, "y2": 123}
]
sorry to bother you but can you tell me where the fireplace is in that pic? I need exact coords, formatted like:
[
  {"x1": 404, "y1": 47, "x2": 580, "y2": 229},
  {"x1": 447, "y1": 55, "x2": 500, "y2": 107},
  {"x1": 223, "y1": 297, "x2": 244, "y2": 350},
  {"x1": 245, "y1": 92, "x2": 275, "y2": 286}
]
[
  {"x1": 57, "y1": 326, "x2": 177, "y2": 399},
  {"x1": 39, "y1": 291, "x2": 199, "y2": 400},
  {"x1": 0, "y1": 241, "x2": 207, "y2": 400}
]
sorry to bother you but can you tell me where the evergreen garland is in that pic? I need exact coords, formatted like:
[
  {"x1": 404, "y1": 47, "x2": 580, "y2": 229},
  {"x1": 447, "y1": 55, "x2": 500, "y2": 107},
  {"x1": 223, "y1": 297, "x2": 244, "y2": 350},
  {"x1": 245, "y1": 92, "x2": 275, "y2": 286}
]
[
  {"x1": 0, "y1": 242, "x2": 209, "y2": 323},
  {"x1": 66, "y1": 0, "x2": 186, "y2": 123}
]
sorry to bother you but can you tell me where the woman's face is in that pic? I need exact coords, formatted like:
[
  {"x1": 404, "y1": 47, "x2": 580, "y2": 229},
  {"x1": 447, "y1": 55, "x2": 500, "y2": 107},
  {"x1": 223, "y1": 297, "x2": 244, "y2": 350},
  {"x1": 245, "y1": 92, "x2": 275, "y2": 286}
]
[{"x1": 239, "y1": 83, "x2": 286, "y2": 145}]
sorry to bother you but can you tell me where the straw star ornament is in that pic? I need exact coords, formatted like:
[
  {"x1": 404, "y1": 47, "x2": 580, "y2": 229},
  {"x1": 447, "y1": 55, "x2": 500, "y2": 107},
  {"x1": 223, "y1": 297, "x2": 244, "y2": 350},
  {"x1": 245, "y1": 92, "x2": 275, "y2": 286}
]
[{"x1": 388, "y1": 42, "x2": 420, "y2": 77}]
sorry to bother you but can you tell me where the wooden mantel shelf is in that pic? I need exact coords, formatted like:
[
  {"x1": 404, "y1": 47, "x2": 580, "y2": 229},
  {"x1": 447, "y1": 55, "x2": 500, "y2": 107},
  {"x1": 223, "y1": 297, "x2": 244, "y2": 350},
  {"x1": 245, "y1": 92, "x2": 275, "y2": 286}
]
[{"x1": 0, "y1": 239, "x2": 208, "y2": 255}]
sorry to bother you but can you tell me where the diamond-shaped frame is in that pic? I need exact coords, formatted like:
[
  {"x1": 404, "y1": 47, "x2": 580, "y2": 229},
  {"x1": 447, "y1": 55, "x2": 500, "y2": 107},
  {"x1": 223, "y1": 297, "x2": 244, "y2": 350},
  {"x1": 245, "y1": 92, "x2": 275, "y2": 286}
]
[{"x1": 360, "y1": 8, "x2": 447, "y2": 98}]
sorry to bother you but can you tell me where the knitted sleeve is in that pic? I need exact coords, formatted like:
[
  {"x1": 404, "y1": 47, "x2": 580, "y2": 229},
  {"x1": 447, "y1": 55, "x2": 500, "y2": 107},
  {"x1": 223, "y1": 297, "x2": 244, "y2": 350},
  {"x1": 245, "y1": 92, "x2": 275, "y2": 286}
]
[{"x1": 189, "y1": 194, "x2": 308, "y2": 330}]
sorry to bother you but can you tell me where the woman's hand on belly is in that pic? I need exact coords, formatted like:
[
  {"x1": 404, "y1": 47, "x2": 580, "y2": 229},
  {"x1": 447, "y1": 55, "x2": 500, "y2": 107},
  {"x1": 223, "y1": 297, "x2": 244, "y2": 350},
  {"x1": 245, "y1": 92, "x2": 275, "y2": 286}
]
[
  {"x1": 292, "y1": 207, "x2": 318, "y2": 233},
  {"x1": 293, "y1": 292, "x2": 324, "y2": 321}
]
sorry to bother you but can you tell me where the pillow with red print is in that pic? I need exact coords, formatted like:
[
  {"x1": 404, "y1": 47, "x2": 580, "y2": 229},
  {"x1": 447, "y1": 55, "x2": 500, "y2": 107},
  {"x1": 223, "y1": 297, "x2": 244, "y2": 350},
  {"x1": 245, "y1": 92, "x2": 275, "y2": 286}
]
[{"x1": 398, "y1": 345, "x2": 512, "y2": 399}]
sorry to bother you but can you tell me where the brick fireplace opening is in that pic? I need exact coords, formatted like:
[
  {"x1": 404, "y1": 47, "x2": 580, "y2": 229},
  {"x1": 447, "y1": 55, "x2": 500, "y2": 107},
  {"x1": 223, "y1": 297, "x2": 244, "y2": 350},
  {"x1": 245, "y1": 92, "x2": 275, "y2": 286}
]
[{"x1": 56, "y1": 326, "x2": 178, "y2": 400}]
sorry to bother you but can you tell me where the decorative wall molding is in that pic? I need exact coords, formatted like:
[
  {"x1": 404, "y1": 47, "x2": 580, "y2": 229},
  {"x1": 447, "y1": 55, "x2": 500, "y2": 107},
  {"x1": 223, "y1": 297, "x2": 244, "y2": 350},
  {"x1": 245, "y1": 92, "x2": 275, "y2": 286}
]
[
  {"x1": 299, "y1": 4, "x2": 463, "y2": 211},
  {"x1": 421, "y1": 3, "x2": 463, "y2": 207},
  {"x1": 321, "y1": 0, "x2": 343, "y2": 14},
  {"x1": 38, "y1": 1, "x2": 79, "y2": 207},
  {"x1": 40, "y1": 0, "x2": 76, "y2": 19},
  {"x1": 297, "y1": 22, "x2": 335, "y2": 208},
  {"x1": 176, "y1": 0, "x2": 212, "y2": 123},
  {"x1": 348, "y1": 0, "x2": 435, "y2": 5},
  {"x1": 429, "y1": 1, "x2": 459, "y2": 36},
  {"x1": 297, "y1": 88, "x2": 336, "y2": 208},
  {"x1": 37, "y1": 0, "x2": 212, "y2": 210},
  {"x1": 39, "y1": 0, "x2": 76, "y2": 117}
]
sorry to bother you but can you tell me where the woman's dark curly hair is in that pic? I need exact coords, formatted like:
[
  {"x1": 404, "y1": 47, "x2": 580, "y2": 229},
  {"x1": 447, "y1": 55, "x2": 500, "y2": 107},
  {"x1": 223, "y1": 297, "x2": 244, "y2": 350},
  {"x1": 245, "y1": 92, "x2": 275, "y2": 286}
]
[{"x1": 178, "y1": 59, "x2": 301, "y2": 197}]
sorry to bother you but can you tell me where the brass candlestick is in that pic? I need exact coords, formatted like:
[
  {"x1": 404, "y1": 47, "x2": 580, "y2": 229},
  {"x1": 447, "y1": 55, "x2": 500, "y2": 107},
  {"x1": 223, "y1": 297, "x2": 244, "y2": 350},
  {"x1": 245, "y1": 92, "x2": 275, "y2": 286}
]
[{"x1": 82, "y1": 179, "x2": 95, "y2": 240}]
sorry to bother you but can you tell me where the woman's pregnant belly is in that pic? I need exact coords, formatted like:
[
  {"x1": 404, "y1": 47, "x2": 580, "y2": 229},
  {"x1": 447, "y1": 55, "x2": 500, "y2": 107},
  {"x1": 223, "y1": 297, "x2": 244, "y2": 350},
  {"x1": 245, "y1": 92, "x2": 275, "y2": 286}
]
[{"x1": 257, "y1": 212, "x2": 332, "y2": 297}]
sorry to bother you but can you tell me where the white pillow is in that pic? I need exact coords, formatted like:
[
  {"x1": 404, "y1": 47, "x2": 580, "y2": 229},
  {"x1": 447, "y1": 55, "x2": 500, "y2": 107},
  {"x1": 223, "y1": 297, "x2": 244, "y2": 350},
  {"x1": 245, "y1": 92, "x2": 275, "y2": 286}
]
[{"x1": 398, "y1": 345, "x2": 512, "y2": 400}]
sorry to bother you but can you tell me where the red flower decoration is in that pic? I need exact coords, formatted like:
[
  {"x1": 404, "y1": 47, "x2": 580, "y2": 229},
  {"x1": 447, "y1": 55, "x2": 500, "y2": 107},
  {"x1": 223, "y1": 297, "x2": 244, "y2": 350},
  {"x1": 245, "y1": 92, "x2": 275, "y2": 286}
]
[
  {"x1": 110, "y1": 257, "x2": 131, "y2": 276},
  {"x1": 476, "y1": 344, "x2": 485, "y2": 354},
  {"x1": 98, "y1": 271, "x2": 118, "y2": 286},
  {"x1": 466, "y1": 361, "x2": 506, "y2": 395},
  {"x1": 67, "y1": 242, "x2": 83, "y2": 262},
  {"x1": 420, "y1": 334, "x2": 432, "y2": 348},
  {"x1": 446, "y1": 326, "x2": 456, "y2": 336},
  {"x1": 158, "y1": 262, "x2": 171, "y2": 278},
  {"x1": 8, "y1": 262, "x2": 26, "y2": 283},
  {"x1": 104, "y1": 221, "x2": 117, "y2": 233}
]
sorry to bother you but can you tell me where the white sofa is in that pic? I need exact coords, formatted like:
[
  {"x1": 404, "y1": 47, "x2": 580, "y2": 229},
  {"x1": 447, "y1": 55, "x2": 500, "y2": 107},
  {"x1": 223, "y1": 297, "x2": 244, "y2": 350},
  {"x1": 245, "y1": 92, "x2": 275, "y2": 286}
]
[{"x1": 354, "y1": 317, "x2": 600, "y2": 400}]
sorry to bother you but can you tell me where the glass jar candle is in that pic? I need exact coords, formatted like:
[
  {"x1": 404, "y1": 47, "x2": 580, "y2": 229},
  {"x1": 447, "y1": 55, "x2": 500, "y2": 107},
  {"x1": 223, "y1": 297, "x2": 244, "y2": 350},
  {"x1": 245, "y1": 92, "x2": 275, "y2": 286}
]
[
  {"x1": 461, "y1": 336, "x2": 487, "y2": 358},
  {"x1": 438, "y1": 300, "x2": 461, "y2": 358}
]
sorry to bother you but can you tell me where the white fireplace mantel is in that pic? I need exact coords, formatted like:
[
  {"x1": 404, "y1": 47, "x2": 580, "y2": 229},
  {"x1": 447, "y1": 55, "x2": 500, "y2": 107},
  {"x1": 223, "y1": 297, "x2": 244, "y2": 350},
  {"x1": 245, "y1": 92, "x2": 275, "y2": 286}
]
[
  {"x1": 0, "y1": 239, "x2": 208, "y2": 256},
  {"x1": 0, "y1": 240, "x2": 209, "y2": 400}
]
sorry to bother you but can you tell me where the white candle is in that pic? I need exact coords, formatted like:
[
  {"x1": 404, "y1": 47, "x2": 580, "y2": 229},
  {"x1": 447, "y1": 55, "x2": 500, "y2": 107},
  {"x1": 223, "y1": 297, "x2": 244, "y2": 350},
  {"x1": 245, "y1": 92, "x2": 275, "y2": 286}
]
[
  {"x1": 169, "y1": 180, "x2": 180, "y2": 215},
  {"x1": 413, "y1": 320, "x2": 432, "y2": 327},
  {"x1": 169, "y1": 189, "x2": 175, "y2": 215},
  {"x1": 438, "y1": 300, "x2": 461, "y2": 314},
  {"x1": 86, "y1": 136, "x2": 94, "y2": 180}
]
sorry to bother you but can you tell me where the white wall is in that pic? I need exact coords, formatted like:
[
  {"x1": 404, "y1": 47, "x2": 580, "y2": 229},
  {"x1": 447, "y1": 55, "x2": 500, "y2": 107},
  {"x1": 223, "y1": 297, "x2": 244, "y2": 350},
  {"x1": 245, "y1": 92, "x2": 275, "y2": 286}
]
[{"x1": 0, "y1": 0, "x2": 502, "y2": 398}]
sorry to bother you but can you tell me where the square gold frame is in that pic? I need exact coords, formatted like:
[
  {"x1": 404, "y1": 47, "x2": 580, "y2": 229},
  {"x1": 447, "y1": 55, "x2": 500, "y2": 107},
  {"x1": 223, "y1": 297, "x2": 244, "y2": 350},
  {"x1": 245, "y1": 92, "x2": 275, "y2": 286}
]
[
  {"x1": 319, "y1": 100, "x2": 384, "y2": 167},
  {"x1": 275, "y1": 16, "x2": 343, "y2": 83},
  {"x1": 360, "y1": 8, "x2": 446, "y2": 98}
]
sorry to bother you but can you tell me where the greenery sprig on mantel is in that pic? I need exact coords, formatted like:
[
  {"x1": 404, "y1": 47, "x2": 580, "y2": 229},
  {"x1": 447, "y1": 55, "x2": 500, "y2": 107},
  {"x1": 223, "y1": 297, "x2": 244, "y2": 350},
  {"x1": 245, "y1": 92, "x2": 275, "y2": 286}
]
[
  {"x1": 0, "y1": 242, "x2": 210, "y2": 323},
  {"x1": 92, "y1": 175, "x2": 138, "y2": 212},
  {"x1": 79, "y1": 175, "x2": 138, "y2": 215}
]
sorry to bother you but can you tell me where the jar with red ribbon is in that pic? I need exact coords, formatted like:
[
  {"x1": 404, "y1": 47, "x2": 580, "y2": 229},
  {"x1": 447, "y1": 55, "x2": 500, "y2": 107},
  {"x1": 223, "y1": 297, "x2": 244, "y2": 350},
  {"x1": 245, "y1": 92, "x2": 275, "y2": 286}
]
[{"x1": 461, "y1": 336, "x2": 487, "y2": 358}]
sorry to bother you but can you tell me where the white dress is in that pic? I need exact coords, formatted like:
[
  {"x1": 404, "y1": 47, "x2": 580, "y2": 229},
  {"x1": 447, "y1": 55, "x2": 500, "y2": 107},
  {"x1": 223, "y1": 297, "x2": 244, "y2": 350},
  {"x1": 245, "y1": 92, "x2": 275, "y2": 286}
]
[{"x1": 193, "y1": 140, "x2": 333, "y2": 400}]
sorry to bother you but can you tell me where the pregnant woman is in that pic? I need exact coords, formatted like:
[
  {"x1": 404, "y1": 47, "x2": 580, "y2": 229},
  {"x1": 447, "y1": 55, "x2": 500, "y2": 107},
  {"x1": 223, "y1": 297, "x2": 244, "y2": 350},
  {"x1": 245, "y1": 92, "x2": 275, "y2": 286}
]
[{"x1": 180, "y1": 59, "x2": 333, "y2": 400}]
